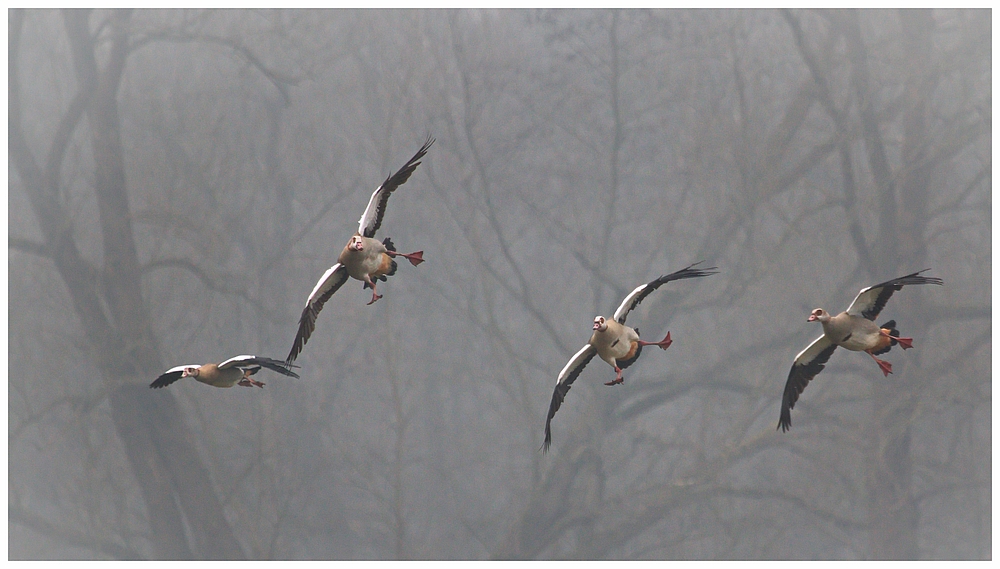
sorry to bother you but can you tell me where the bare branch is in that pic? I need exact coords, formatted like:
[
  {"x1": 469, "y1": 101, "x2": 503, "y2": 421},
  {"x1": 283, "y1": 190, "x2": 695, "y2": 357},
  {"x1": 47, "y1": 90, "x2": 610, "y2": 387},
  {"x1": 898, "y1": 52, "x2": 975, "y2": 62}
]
[
  {"x1": 142, "y1": 257, "x2": 286, "y2": 325},
  {"x1": 10, "y1": 502, "x2": 143, "y2": 559},
  {"x1": 9, "y1": 236, "x2": 50, "y2": 259}
]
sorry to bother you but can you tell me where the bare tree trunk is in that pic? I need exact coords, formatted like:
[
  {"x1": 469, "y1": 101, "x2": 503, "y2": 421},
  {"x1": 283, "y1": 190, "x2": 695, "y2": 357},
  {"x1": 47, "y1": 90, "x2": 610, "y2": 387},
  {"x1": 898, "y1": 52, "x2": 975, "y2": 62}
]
[{"x1": 10, "y1": 9, "x2": 246, "y2": 558}]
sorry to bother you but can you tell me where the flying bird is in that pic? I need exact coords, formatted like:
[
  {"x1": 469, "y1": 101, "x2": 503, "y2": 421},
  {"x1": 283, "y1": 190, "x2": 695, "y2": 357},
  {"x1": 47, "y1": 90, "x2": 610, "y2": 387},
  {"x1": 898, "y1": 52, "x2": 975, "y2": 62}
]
[
  {"x1": 778, "y1": 269, "x2": 943, "y2": 432},
  {"x1": 150, "y1": 355, "x2": 299, "y2": 389},
  {"x1": 543, "y1": 262, "x2": 718, "y2": 451},
  {"x1": 286, "y1": 136, "x2": 433, "y2": 363}
]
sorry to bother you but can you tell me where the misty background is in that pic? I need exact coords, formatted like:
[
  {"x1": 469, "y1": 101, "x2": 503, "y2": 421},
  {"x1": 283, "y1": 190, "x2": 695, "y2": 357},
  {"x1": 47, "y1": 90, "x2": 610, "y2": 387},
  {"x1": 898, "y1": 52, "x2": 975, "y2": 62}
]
[{"x1": 8, "y1": 9, "x2": 990, "y2": 559}]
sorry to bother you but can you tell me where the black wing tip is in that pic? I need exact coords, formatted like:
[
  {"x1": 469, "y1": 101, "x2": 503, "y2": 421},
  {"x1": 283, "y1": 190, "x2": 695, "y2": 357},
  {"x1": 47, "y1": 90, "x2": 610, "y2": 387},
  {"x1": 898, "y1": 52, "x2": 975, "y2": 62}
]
[
  {"x1": 777, "y1": 396, "x2": 794, "y2": 432},
  {"x1": 253, "y1": 356, "x2": 300, "y2": 378},
  {"x1": 402, "y1": 135, "x2": 435, "y2": 169},
  {"x1": 660, "y1": 261, "x2": 720, "y2": 281},
  {"x1": 541, "y1": 421, "x2": 554, "y2": 453},
  {"x1": 777, "y1": 413, "x2": 791, "y2": 432},
  {"x1": 149, "y1": 372, "x2": 181, "y2": 389},
  {"x1": 286, "y1": 307, "x2": 320, "y2": 364},
  {"x1": 895, "y1": 269, "x2": 943, "y2": 287},
  {"x1": 420, "y1": 134, "x2": 435, "y2": 152},
  {"x1": 271, "y1": 364, "x2": 301, "y2": 379}
]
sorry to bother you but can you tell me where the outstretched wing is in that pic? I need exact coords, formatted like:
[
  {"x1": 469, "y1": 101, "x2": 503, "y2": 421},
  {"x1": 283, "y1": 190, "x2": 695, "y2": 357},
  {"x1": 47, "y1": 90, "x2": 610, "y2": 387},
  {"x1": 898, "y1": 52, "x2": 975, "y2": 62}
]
[
  {"x1": 150, "y1": 364, "x2": 199, "y2": 389},
  {"x1": 613, "y1": 262, "x2": 718, "y2": 324},
  {"x1": 845, "y1": 269, "x2": 943, "y2": 321},
  {"x1": 542, "y1": 344, "x2": 597, "y2": 452},
  {"x1": 219, "y1": 355, "x2": 300, "y2": 378},
  {"x1": 358, "y1": 136, "x2": 435, "y2": 238},
  {"x1": 777, "y1": 335, "x2": 837, "y2": 432},
  {"x1": 286, "y1": 264, "x2": 350, "y2": 363}
]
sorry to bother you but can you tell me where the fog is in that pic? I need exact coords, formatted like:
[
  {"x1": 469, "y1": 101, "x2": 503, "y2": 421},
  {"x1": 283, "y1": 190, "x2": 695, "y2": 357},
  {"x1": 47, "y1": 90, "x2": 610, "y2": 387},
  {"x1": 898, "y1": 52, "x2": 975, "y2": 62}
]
[{"x1": 8, "y1": 9, "x2": 990, "y2": 559}]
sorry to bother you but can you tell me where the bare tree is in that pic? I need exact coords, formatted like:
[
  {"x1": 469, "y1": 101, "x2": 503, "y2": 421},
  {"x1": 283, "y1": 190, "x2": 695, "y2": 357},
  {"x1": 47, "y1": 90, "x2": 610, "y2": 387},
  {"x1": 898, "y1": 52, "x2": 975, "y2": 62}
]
[
  {"x1": 9, "y1": 9, "x2": 305, "y2": 558},
  {"x1": 10, "y1": 9, "x2": 988, "y2": 560}
]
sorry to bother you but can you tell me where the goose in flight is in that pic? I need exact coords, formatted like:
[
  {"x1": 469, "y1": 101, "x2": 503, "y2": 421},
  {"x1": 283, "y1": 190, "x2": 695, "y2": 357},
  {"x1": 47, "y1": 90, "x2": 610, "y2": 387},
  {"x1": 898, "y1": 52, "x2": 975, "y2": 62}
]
[
  {"x1": 286, "y1": 137, "x2": 433, "y2": 363},
  {"x1": 543, "y1": 262, "x2": 718, "y2": 451},
  {"x1": 150, "y1": 355, "x2": 299, "y2": 389},
  {"x1": 778, "y1": 269, "x2": 943, "y2": 432}
]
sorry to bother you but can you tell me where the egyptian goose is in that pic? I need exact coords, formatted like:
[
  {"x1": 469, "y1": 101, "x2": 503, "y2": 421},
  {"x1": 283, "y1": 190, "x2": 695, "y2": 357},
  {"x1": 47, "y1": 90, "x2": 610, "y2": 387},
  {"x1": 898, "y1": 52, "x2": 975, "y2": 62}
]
[
  {"x1": 286, "y1": 137, "x2": 433, "y2": 363},
  {"x1": 543, "y1": 262, "x2": 718, "y2": 451},
  {"x1": 150, "y1": 355, "x2": 299, "y2": 389},
  {"x1": 778, "y1": 269, "x2": 943, "y2": 432}
]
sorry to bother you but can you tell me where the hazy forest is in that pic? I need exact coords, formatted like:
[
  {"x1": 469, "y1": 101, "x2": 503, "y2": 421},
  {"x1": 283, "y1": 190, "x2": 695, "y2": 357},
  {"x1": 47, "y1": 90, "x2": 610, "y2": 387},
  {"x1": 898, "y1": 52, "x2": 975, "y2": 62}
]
[{"x1": 8, "y1": 9, "x2": 990, "y2": 559}]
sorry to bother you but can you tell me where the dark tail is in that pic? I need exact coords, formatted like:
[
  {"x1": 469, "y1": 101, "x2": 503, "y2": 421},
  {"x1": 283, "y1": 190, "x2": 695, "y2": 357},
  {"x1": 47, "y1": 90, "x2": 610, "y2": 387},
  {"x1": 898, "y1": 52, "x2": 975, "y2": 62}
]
[
  {"x1": 378, "y1": 260, "x2": 398, "y2": 282},
  {"x1": 872, "y1": 319, "x2": 899, "y2": 355},
  {"x1": 382, "y1": 238, "x2": 399, "y2": 278}
]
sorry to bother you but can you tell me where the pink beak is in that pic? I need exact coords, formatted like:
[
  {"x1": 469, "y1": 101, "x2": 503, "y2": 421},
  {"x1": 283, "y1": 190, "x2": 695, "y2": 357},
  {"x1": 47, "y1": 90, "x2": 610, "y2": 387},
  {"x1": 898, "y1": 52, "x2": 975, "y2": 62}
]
[
  {"x1": 593, "y1": 321, "x2": 601, "y2": 330},
  {"x1": 807, "y1": 314, "x2": 818, "y2": 322}
]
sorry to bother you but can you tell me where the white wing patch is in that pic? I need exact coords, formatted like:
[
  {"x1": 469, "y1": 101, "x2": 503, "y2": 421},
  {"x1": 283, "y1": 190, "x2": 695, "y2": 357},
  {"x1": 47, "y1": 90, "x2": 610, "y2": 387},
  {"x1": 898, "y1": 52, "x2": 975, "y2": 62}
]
[
  {"x1": 357, "y1": 190, "x2": 382, "y2": 236},
  {"x1": 306, "y1": 264, "x2": 346, "y2": 305},
  {"x1": 557, "y1": 344, "x2": 596, "y2": 385},
  {"x1": 845, "y1": 286, "x2": 878, "y2": 317},
  {"x1": 218, "y1": 355, "x2": 259, "y2": 369},
  {"x1": 793, "y1": 335, "x2": 833, "y2": 366},
  {"x1": 613, "y1": 282, "x2": 648, "y2": 323},
  {"x1": 163, "y1": 364, "x2": 201, "y2": 375}
]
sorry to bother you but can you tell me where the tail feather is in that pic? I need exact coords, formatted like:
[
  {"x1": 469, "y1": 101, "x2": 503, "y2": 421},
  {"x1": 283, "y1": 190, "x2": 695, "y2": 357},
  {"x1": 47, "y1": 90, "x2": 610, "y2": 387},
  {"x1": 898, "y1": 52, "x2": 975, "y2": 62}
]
[
  {"x1": 872, "y1": 319, "x2": 899, "y2": 355},
  {"x1": 382, "y1": 237, "x2": 398, "y2": 278}
]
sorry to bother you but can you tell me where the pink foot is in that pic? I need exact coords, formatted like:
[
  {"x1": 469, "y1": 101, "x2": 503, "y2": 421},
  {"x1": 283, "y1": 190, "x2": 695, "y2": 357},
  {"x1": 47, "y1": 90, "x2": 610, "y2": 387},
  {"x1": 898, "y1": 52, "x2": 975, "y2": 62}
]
[
  {"x1": 894, "y1": 336, "x2": 914, "y2": 350},
  {"x1": 389, "y1": 250, "x2": 424, "y2": 266},
  {"x1": 871, "y1": 355, "x2": 893, "y2": 377},
  {"x1": 639, "y1": 331, "x2": 672, "y2": 350},
  {"x1": 404, "y1": 251, "x2": 424, "y2": 266},
  {"x1": 880, "y1": 329, "x2": 913, "y2": 350},
  {"x1": 604, "y1": 367, "x2": 624, "y2": 386},
  {"x1": 366, "y1": 283, "x2": 382, "y2": 305},
  {"x1": 238, "y1": 378, "x2": 265, "y2": 388}
]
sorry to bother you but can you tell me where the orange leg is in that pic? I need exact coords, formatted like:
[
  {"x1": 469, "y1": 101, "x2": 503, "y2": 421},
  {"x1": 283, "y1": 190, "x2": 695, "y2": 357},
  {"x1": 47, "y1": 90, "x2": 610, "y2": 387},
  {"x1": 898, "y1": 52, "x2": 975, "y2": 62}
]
[
  {"x1": 605, "y1": 366, "x2": 624, "y2": 386},
  {"x1": 387, "y1": 250, "x2": 424, "y2": 266},
  {"x1": 880, "y1": 329, "x2": 914, "y2": 350},
  {"x1": 238, "y1": 370, "x2": 265, "y2": 388},
  {"x1": 867, "y1": 351, "x2": 893, "y2": 377},
  {"x1": 366, "y1": 279, "x2": 383, "y2": 305},
  {"x1": 639, "y1": 331, "x2": 672, "y2": 350}
]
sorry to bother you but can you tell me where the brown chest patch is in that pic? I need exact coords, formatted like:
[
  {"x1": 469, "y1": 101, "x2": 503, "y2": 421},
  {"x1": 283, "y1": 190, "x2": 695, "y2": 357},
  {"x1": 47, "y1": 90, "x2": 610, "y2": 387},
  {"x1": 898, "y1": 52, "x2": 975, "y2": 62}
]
[
  {"x1": 623, "y1": 340, "x2": 639, "y2": 360},
  {"x1": 373, "y1": 253, "x2": 394, "y2": 277},
  {"x1": 869, "y1": 331, "x2": 894, "y2": 354}
]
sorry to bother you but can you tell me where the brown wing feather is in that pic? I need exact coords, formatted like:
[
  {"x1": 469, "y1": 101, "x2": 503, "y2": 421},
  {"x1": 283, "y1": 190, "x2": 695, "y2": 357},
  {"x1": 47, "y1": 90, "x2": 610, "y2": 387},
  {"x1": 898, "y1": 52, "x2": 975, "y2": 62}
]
[
  {"x1": 778, "y1": 336, "x2": 838, "y2": 432},
  {"x1": 543, "y1": 345, "x2": 597, "y2": 452},
  {"x1": 847, "y1": 269, "x2": 943, "y2": 321},
  {"x1": 286, "y1": 265, "x2": 350, "y2": 363},
  {"x1": 614, "y1": 262, "x2": 718, "y2": 324},
  {"x1": 363, "y1": 136, "x2": 435, "y2": 238}
]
